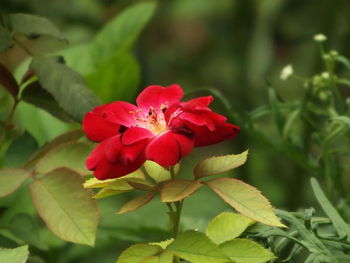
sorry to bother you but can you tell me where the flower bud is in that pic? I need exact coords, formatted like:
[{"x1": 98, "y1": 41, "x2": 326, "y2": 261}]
[
  {"x1": 280, "y1": 64, "x2": 293, "y2": 80},
  {"x1": 314, "y1": 34, "x2": 327, "y2": 42}
]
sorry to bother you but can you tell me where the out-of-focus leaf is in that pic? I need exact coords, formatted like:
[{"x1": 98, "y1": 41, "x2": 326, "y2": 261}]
[
  {"x1": 21, "y1": 81, "x2": 73, "y2": 122},
  {"x1": 30, "y1": 57, "x2": 101, "y2": 122},
  {"x1": 23, "y1": 129, "x2": 84, "y2": 169},
  {"x1": 167, "y1": 230, "x2": 229, "y2": 263},
  {"x1": 0, "y1": 168, "x2": 31, "y2": 198},
  {"x1": 35, "y1": 141, "x2": 94, "y2": 175},
  {"x1": 9, "y1": 213, "x2": 48, "y2": 250},
  {"x1": 8, "y1": 14, "x2": 65, "y2": 41},
  {"x1": 160, "y1": 180, "x2": 201, "y2": 203},
  {"x1": 206, "y1": 212, "x2": 255, "y2": 244},
  {"x1": 219, "y1": 239, "x2": 275, "y2": 263},
  {"x1": 310, "y1": 178, "x2": 350, "y2": 241},
  {"x1": 331, "y1": 116, "x2": 350, "y2": 128},
  {"x1": 29, "y1": 168, "x2": 98, "y2": 246},
  {"x1": 205, "y1": 178, "x2": 285, "y2": 227},
  {"x1": 0, "y1": 25, "x2": 13, "y2": 52},
  {"x1": 117, "y1": 192, "x2": 155, "y2": 214},
  {"x1": 0, "y1": 63, "x2": 19, "y2": 98},
  {"x1": 90, "y1": 2, "x2": 156, "y2": 63},
  {"x1": 0, "y1": 245, "x2": 29, "y2": 263},
  {"x1": 268, "y1": 88, "x2": 284, "y2": 134},
  {"x1": 116, "y1": 244, "x2": 162, "y2": 263},
  {"x1": 86, "y1": 52, "x2": 140, "y2": 102},
  {"x1": 194, "y1": 151, "x2": 248, "y2": 179},
  {"x1": 336, "y1": 56, "x2": 350, "y2": 70},
  {"x1": 5, "y1": 131, "x2": 38, "y2": 167}
]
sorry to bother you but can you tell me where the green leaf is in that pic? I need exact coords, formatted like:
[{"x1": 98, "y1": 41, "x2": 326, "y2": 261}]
[
  {"x1": 90, "y1": 2, "x2": 156, "y2": 63},
  {"x1": 0, "y1": 168, "x2": 31, "y2": 198},
  {"x1": 8, "y1": 13, "x2": 65, "y2": 41},
  {"x1": 35, "y1": 141, "x2": 94, "y2": 175},
  {"x1": 206, "y1": 212, "x2": 255, "y2": 244},
  {"x1": 23, "y1": 129, "x2": 84, "y2": 170},
  {"x1": 86, "y1": 52, "x2": 140, "y2": 102},
  {"x1": 220, "y1": 239, "x2": 275, "y2": 263},
  {"x1": 144, "y1": 161, "x2": 173, "y2": 183},
  {"x1": 167, "y1": 230, "x2": 230, "y2": 263},
  {"x1": 205, "y1": 178, "x2": 285, "y2": 227},
  {"x1": 21, "y1": 81, "x2": 73, "y2": 122},
  {"x1": 0, "y1": 63, "x2": 19, "y2": 98},
  {"x1": 160, "y1": 180, "x2": 201, "y2": 202},
  {"x1": 9, "y1": 213, "x2": 48, "y2": 250},
  {"x1": 149, "y1": 239, "x2": 174, "y2": 249},
  {"x1": 5, "y1": 131, "x2": 38, "y2": 167},
  {"x1": 117, "y1": 192, "x2": 155, "y2": 214},
  {"x1": 30, "y1": 57, "x2": 101, "y2": 122},
  {"x1": 310, "y1": 178, "x2": 350, "y2": 241},
  {"x1": 29, "y1": 168, "x2": 98, "y2": 246},
  {"x1": 194, "y1": 151, "x2": 248, "y2": 179},
  {"x1": 0, "y1": 245, "x2": 29, "y2": 263},
  {"x1": 116, "y1": 244, "x2": 162, "y2": 263},
  {"x1": 331, "y1": 116, "x2": 350, "y2": 128},
  {"x1": 0, "y1": 25, "x2": 13, "y2": 52}
]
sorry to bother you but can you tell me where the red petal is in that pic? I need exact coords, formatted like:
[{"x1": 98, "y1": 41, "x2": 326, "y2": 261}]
[
  {"x1": 93, "y1": 157, "x2": 145, "y2": 180},
  {"x1": 182, "y1": 96, "x2": 213, "y2": 111},
  {"x1": 145, "y1": 132, "x2": 194, "y2": 167},
  {"x1": 86, "y1": 142, "x2": 105, "y2": 170},
  {"x1": 103, "y1": 101, "x2": 138, "y2": 127},
  {"x1": 83, "y1": 112, "x2": 119, "y2": 142},
  {"x1": 104, "y1": 135, "x2": 122, "y2": 163},
  {"x1": 136, "y1": 84, "x2": 184, "y2": 111},
  {"x1": 189, "y1": 122, "x2": 240, "y2": 147},
  {"x1": 121, "y1": 127, "x2": 154, "y2": 145},
  {"x1": 119, "y1": 139, "x2": 148, "y2": 164}
]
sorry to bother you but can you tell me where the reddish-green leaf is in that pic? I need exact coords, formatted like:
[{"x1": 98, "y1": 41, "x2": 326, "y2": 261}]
[
  {"x1": 29, "y1": 168, "x2": 98, "y2": 246},
  {"x1": 24, "y1": 129, "x2": 84, "y2": 170},
  {"x1": 205, "y1": 178, "x2": 285, "y2": 227},
  {"x1": 117, "y1": 192, "x2": 155, "y2": 214},
  {"x1": 160, "y1": 180, "x2": 201, "y2": 203},
  {"x1": 194, "y1": 150, "x2": 248, "y2": 179},
  {"x1": 0, "y1": 168, "x2": 31, "y2": 198},
  {"x1": 35, "y1": 141, "x2": 94, "y2": 175}
]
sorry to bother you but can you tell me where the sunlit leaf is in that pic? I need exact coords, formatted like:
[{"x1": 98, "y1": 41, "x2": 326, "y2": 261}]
[
  {"x1": 29, "y1": 168, "x2": 98, "y2": 246},
  {"x1": 167, "y1": 230, "x2": 229, "y2": 263},
  {"x1": 116, "y1": 244, "x2": 162, "y2": 263},
  {"x1": 149, "y1": 239, "x2": 174, "y2": 249},
  {"x1": 220, "y1": 239, "x2": 275, "y2": 263},
  {"x1": 194, "y1": 151, "x2": 248, "y2": 178},
  {"x1": 0, "y1": 245, "x2": 29, "y2": 263},
  {"x1": 30, "y1": 57, "x2": 101, "y2": 122},
  {"x1": 84, "y1": 169, "x2": 145, "y2": 189},
  {"x1": 140, "y1": 251, "x2": 173, "y2": 263},
  {"x1": 205, "y1": 178, "x2": 285, "y2": 227},
  {"x1": 206, "y1": 212, "x2": 255, "y2": 244},
  {"x1": 0, "y1": 168, "x2": 31, "y2": 198},
  {"x1": 117, "y1": 192, "x2": 155, "y2": 214},
  {"x1": 35, "y1": 141, "x2": 93, "y2": 175},
  {"x1": 144, "y1": 161, "x2": 173, "y2": 183},
  {"x1": 160, "y1": 180, "x2": 201, "y2": 202},
  {"x1": 0, "y1": 63, "x2": 19, "y2": 98}
]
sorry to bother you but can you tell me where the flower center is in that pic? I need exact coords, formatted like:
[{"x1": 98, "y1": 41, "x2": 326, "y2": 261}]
[{"x1": 130, "y1": 105, "x2": 168, "y2": 135}]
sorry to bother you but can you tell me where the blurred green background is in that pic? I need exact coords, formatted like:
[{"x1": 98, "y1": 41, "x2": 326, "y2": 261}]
[{"x1": 1, "y1": 0, "x2": 350, "y2": 262}]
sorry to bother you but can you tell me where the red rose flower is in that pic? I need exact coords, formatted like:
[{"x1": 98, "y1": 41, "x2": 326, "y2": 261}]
[{"x1": 83, "y1": 84, "x2": 240, "y2": 180}]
